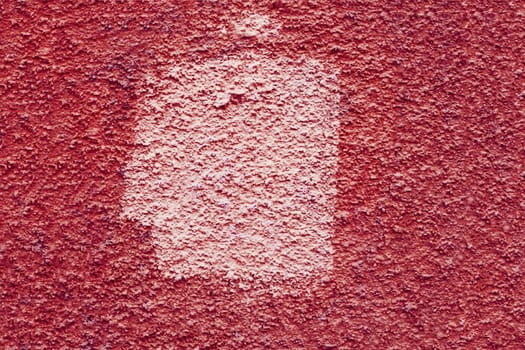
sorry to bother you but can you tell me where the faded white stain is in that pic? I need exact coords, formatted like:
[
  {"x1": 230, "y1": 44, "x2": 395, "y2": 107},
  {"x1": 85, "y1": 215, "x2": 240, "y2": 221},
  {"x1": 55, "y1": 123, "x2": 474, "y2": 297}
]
[
  {"x1": 233, "y1": 13, "x2": 281, "y2": 38},
  {"x1": 122, "y1": 52, "x2": 340, "y2": 282}
]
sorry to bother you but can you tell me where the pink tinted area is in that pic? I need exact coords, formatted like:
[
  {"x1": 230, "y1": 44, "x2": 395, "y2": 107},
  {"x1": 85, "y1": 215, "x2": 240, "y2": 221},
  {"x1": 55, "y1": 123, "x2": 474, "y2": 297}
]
[{"x1": 122, "y1": 53, "x2": 340, "y2": 282}]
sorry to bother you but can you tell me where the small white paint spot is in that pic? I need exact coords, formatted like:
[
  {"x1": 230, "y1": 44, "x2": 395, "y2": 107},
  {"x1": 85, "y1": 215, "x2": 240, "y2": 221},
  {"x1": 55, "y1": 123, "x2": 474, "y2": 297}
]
[
  {"x1": 214, "y1": 92, "x2": 231, "y2": 108},
  {"x1": 122, "y1": 52, "x2": 340, "y2": 282},
  {"x1": 233, "y1": 13, "x2": 281, "y2": 38}
]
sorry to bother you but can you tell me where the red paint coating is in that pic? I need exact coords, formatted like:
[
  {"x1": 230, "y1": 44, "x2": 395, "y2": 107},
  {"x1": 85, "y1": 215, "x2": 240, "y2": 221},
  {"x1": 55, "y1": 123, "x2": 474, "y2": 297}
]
[{"x1": 1, "y1": 1, "x2": 524, "y2": 348}]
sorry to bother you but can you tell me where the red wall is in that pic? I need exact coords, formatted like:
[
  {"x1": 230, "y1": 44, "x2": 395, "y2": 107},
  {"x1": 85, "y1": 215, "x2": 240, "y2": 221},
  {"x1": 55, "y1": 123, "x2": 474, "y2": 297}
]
[{"x1": 1, "y1": 0, "x2": 524, "y2": 348}]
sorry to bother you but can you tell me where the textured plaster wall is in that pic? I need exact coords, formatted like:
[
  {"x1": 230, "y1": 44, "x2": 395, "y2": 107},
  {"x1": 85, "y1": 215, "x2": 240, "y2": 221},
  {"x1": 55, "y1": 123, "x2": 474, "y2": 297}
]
[{"x1": 1, "y1": 0, "x2": 524, "y2": 349}]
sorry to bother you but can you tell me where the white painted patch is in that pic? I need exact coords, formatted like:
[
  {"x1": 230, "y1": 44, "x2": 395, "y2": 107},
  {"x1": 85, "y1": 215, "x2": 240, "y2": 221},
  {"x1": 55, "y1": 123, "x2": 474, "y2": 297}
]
[{"x1": 122, "y1": 52, "x2": 340, "y2": 282}]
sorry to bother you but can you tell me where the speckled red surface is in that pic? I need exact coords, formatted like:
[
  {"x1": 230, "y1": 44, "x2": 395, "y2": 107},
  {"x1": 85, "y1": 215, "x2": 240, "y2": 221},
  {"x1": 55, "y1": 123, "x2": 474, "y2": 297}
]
[{"x1": 1, "y1": 1, "x2": 524, "y2": 349}]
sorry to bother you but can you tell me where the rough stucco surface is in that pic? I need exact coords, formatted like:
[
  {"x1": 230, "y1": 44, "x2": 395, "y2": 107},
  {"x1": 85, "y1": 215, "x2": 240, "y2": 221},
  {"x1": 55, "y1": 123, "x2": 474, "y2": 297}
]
[{"x1": 1, "y1": 0, "x2": 524, "y2": 349}]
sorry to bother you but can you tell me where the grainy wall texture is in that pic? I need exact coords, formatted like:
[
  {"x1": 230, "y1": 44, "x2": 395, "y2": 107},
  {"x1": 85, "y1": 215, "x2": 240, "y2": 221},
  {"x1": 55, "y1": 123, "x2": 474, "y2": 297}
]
[{"x1": 1, "y1": 0, "x2": 524, "y2": 349}]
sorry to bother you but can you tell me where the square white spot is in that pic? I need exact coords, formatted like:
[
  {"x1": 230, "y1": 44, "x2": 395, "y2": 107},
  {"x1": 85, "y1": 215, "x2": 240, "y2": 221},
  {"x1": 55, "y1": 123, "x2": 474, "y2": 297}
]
[{"x1": 122, "y1": 53, "x2": 340, "y2": 281}]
